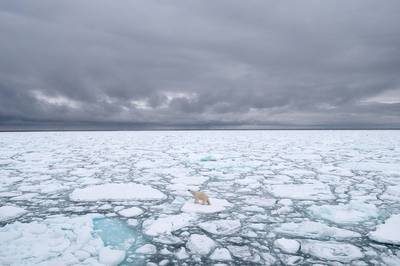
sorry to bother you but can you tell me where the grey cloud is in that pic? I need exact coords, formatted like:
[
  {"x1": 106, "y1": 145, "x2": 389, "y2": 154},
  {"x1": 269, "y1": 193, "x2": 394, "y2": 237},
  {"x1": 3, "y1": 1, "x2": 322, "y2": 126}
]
[{"x1": 1, "y1": 0, "x2": 400, "y2": 130}]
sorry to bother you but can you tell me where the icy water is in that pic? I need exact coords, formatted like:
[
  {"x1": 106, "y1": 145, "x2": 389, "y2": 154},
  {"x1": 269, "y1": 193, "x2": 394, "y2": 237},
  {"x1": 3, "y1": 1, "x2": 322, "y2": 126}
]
[{"x1": 1, "y1": 130, "x2": 400, "y2": 265}]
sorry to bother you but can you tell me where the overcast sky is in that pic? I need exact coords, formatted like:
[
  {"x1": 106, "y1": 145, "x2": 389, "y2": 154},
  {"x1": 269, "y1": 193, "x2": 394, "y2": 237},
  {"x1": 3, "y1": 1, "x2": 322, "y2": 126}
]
[{"x1": 1, "y1": 0, "x2": 400, "y2": 130}]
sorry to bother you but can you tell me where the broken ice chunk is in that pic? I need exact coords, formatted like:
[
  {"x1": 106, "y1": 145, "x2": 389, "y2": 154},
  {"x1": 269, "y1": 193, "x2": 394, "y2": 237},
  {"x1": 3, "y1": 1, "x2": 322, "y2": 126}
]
[
  {"x1": 135, "y1": 244, "x2": 157, "y2": 255},
  {"x1": 210, "y1": 248, "x2": 232, "y2": 261},
  {"x1": 186, "y1": 234, "x2": 216, "y2": 255},
  {"x1": 143, "y1": 213, "x2": 195, "y2": 236},
  {"x1": 300, "y1": 240, "x2": 363, "y2": 263},
  {"x1": 99, "y1": 247, "x2": 126, "y2": 266},
  {"x1": 118, "y1": 207, "x2": 143, "y2": 218},
  {"x1": 274, "y1": 238, "x2": 300, "y2": 254},
  {"x1": 198, "y1": 219, "x2": 241, "y2": 235}
]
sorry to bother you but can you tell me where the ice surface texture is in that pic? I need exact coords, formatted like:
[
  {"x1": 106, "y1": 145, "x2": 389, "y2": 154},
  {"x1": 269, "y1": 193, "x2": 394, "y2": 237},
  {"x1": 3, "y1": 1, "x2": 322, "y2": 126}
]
[{"x1": 1, "y1": 130, "x2": 400, "y2": 265}]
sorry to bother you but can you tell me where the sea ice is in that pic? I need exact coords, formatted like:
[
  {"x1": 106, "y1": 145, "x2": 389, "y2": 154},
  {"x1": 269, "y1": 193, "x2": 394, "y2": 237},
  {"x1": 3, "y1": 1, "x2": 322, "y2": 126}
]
[
  {"x1": 171, "y1": 176, "x2": 208, "y2": 185},
  {"x1": 268, "y1": 182, "x2": 334, "y2": 200},
  {"x1": 300, "y1": 240, "x2": 364, "y2": 263},
  {"x1": 198, "y1": 219, "x2": 241, "y2": 235},
  {"x1": 70, "y1": 183, "x2": 166, "y2": 201},
  {"x1": 143, "y1": 213, "x2": 195, "y2": 236},
  {"x1": 0, "y1": 206, "x2": 27, "y2": 222},
  {"x1": 181, "y1": 198, "x2": 231, "y2": 213},
  {"x1": 0, "y1": 214, "x2": 127, "y2": 265},
  {"x1": 186, "y1": 234, "x2": 216, "y2": 255},
  {"x1": 210, "y1": 248, "x2": 232, "y2": 261},
  {"x1": 274, "y1": 220, "x2": 361, "y2": 239},
  {"x1": 175, "y1": 247, "x2": 189, "y2": 260},
  {"x1": 135, "y1": 244, "x2": 157, "y2": 254},
  {"x1": 381, "y1": 185, "x2": 400, "y2": 201},
  {"x1": 369, "y1": 214, "x2": 400, "y2": 245},
  {"x1": 274, "y1": 238, "x2": 300, "y2": 254},
  {"x1": 99, "y1": 247, "x2": 126, "y2": 266},
  {"x1": 308, "y1": 201, "x2": 379, "y2": 224},
  {"x1": 118, "y1": 207, "x2": 143, "y2": 218}
]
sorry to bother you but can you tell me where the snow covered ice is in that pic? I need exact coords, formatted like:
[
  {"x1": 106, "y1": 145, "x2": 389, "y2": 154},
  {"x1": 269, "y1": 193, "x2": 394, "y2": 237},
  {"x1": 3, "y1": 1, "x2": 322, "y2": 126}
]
[{"x1": 1, "y1": 130, "x2": 400, "y2": 265}]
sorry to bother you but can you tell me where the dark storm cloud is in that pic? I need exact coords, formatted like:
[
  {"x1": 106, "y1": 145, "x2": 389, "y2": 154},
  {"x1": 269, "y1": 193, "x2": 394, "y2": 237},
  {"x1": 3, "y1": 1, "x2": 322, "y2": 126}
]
[{"x1": 1, "y1": 0, "x2": 400, "y2": 130}]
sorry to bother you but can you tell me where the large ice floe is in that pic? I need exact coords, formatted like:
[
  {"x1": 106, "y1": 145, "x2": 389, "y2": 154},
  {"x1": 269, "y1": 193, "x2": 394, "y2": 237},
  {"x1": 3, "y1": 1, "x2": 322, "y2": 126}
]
[
  {"x1": 274, "y1": 220, "x2": 361, "y2": 239},
  {"x1": 369, "y1": 214, "x2": 400, "y2": 245},
  {"x1": 70, "y1": 183, "x2": 166, "y2": 201},
  {"x1": 308, "y1": 200, "x2": 379, "y2": 224},
  {"x1": 1, "y1": 130, "x2": 400, "y2": 265},
  {"x1": 301, "y1": 240, "x2": 364, "y2": 262},
  {"x1": 267, "y1": 182, "x2": 334, "y2": 200},
  {"x1": 0, "y1": 206, "x2": 27, "y2": 222},
  {"x1": 143, "y1": 213, "x2": 195, "y2": 236}
]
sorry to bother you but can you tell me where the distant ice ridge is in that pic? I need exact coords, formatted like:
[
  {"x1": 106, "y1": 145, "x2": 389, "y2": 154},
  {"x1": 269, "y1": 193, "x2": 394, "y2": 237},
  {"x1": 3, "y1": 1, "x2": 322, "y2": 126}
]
[
  {"x1": 0, "y1": 214, "x2": 126, "y2": 265},
  {"x1": 70, "y1": 183, "x2": 166, "y2": 201}
]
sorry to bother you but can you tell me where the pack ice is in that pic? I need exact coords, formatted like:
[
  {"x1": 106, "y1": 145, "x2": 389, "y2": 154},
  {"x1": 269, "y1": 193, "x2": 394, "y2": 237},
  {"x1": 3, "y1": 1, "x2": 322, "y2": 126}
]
[{"x1": 1, "y1": 130, "x2": 400, "y2": 265}]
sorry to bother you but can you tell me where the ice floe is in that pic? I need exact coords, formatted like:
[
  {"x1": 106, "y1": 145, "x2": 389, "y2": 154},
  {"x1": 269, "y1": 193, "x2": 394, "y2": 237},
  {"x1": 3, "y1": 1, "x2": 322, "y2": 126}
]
[
  {"x1": 198, "y1": 219, "x2": 241, "y2": 235},
  {"x1": 99, "y1": 247, "x2": 126, "y2": 266},
  {"x1": 210, "y1": 248, "x2": 232, "y2": 261},
  {"x1": 70, "y1": 183, "x2": 166, "y2": 201},
  {"x1": 118, "y1": 207, "x2": 143, "y2": 218},
  {"x1": 308, "y1": 200, "x2": 379, "y2": 224},
  {"x1": 268, "y1": 182, "x2": 334, "y2": 200},
  {"x1": 143, "y1": 213, "x2": 195, "y2": 236},
  {"x1": 181, "y1": 198, "x2": 231, "y2": 213},
  {"x1": 135, "y1": 244, "x2": 157, "y2": 254},
  {"x1": 369, "y1": 214, "x2": 400, "y2": 245},
  {"x1": 274, "y1": 220, "x2": 361, "y2": 239},
  {"x1": 300, "y1": 240, "x2": 364, "y2": 263},
  {"x1": 186, "y1": 234, "x2": 216, "y2": 255},
  {"x1": 381, "y1": 185, "x2": 400, "y2": 201},
  {"x1": 0, "y1": 205, "x2": 27, "y2": 222},
  {"x1": 274, "y1": 238, "x2": 300, "y2": 254}
]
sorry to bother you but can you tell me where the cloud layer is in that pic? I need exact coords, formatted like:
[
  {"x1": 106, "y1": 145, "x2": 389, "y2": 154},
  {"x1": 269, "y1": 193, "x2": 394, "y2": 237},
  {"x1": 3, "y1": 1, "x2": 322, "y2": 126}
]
[{"x1": 1, "y1": 0, "x2": 400, "y2": 129}]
